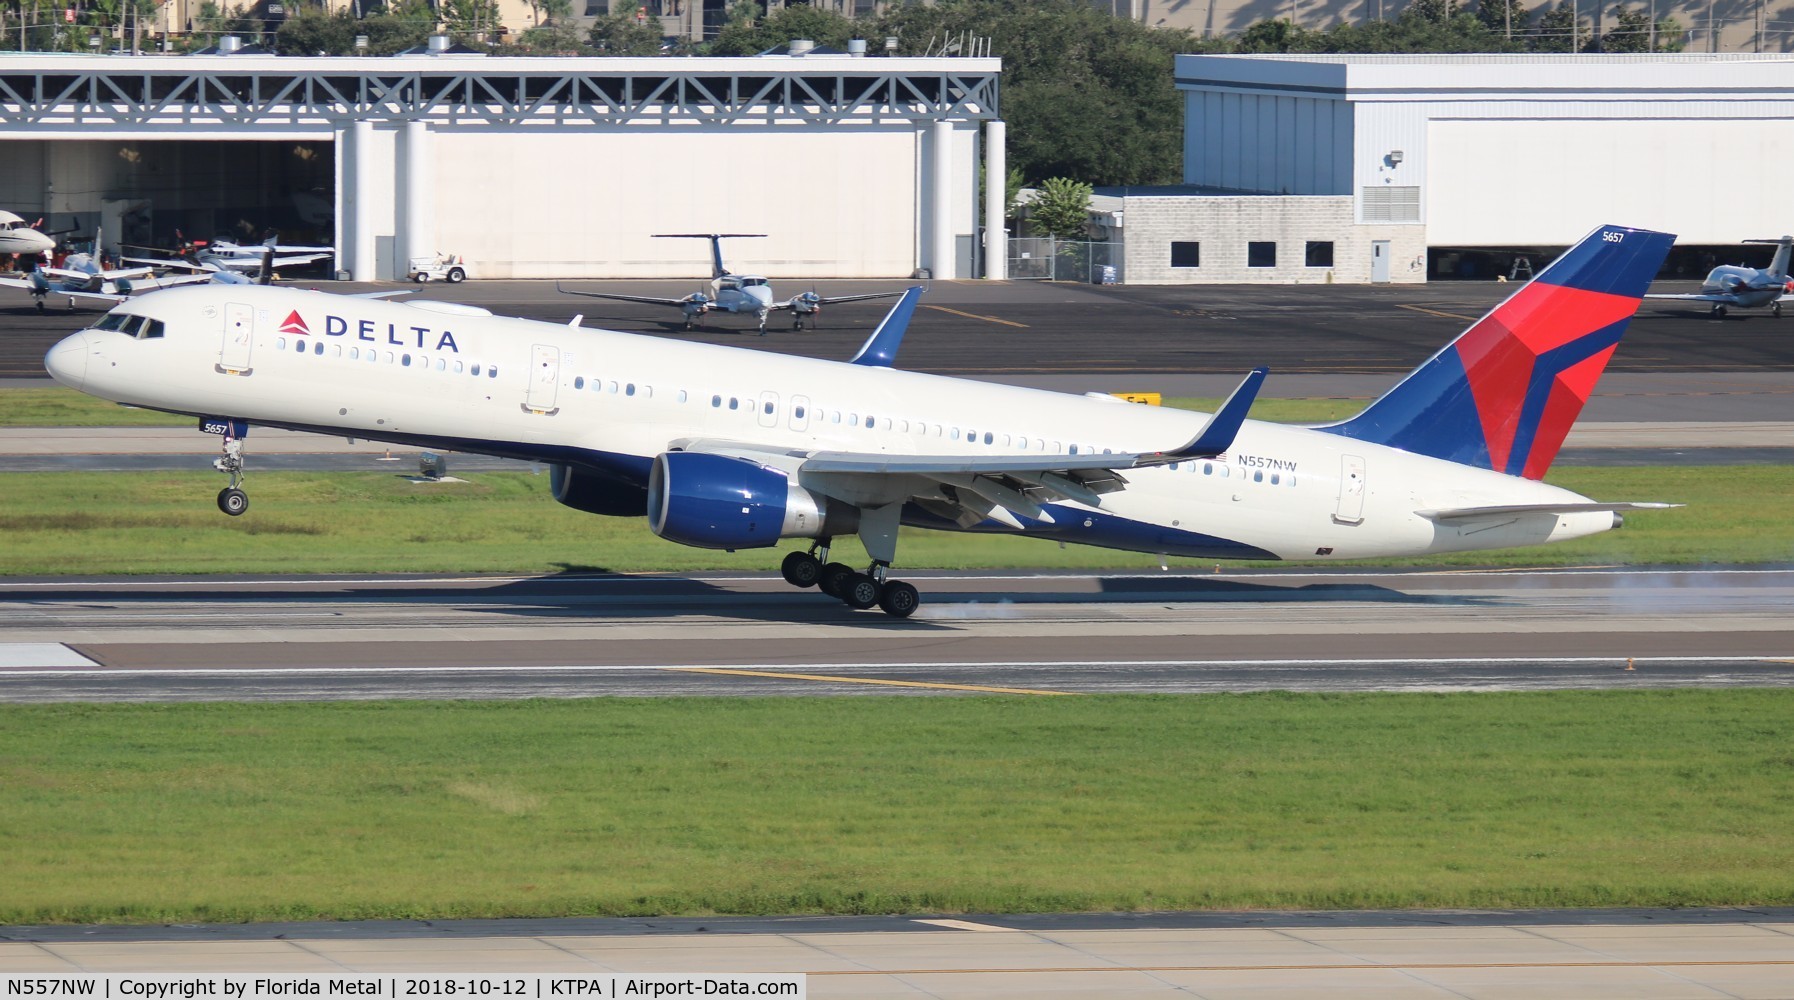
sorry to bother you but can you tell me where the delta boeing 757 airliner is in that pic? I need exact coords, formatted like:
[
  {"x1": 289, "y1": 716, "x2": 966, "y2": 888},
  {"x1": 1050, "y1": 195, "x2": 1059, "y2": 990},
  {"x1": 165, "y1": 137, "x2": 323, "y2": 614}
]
[{"x1": 44, "y1": 224, "x2": 1678, "y2": 617}]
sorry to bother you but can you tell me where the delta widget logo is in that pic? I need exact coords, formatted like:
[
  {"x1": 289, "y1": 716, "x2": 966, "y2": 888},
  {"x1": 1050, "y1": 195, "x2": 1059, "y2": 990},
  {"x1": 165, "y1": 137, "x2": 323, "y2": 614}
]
[{"x1": 279, "y1": 311, "x2": 310, "y2": 336}]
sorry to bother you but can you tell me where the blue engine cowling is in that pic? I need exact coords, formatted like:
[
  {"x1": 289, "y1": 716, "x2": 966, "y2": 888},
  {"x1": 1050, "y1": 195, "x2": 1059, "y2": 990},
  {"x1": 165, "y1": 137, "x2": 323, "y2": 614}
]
[
  {"x1": 647, "y1": 451, "x2": 856, "y2": 550},
  {"x1": 549, "y1": 463, "x2": 648, "y2": 517}
]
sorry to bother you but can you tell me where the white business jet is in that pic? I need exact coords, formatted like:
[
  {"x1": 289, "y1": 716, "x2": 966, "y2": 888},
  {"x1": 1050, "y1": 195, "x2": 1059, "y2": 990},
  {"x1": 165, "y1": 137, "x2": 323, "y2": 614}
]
[
  {"x1": 0, "y1": 211, "x2": 55, "y2": 256},
  {"x1": 558, "y1": 233, "x2": 906, "y2": 333},
  {"x1": 43, "y1": 225, "x2": 1678, "y2": 618},
  {"x1": 1645, "y1": 236, "x2": 1794, "y2": 318}
]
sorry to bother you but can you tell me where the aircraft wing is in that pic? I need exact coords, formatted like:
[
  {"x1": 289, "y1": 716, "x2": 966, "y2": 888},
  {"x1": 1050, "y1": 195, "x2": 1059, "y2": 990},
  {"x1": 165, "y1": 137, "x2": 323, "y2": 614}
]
[
  {"x1": 133, "y1": 273, "x2": 219, "y2": 290},
  {"x1": 685, "y1": 368, "x2": 1265, "y2": 528},
  {"x1": 1416, "y1": 502, "x2": 1682, "y2": 521},
  {"x1": 1643, "y1": 293, "x2": 1735, "y2": 302},
  {"x1": 213, "y1": 252, "x2": 333, "y2": 269},
  {"x1": 555, "y1": 283, "x2": 696, "y2": 308},
  {"x1": 771, "y1": 289, "x2": 908, "y2": 311},
  {"x1": 0, "y1": 277, "x2": 126, "y2": 304}
]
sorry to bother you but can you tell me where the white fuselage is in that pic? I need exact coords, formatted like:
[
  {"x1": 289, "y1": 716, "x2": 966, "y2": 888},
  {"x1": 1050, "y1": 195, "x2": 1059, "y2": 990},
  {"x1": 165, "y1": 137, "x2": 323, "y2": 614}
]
[
  {"x1": 709, "y1": 274, "x2": 776, "y2": 316},
  {"x1": 1698, "y1": 264, "x2": 1790, "y2": 307},
  {"x1": 45, "y1": 285, "x2": 1618, "y2": 562}
]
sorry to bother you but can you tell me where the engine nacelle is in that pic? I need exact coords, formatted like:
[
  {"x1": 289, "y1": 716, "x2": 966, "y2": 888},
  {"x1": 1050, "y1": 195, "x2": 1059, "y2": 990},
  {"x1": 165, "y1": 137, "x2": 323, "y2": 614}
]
[
  {"x1": 647, "y1": 451, "x2": 857, "y2": 550},
  {"x1": 549, "y1": 463, "x2": 648, "y2": 517}
]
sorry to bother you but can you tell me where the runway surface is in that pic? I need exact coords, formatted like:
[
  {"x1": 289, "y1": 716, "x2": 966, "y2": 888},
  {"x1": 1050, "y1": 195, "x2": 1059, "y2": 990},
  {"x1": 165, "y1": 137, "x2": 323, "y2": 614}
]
[
  {"x1": 5, "y1": 909, "x2": 1792, "y2": 998},
  {"x1": 2, "y1": 567, "x2": 1790, "y2": 702},
  {"x1": 6, "y1": 278, "x2": 1794, "y2": 380}
]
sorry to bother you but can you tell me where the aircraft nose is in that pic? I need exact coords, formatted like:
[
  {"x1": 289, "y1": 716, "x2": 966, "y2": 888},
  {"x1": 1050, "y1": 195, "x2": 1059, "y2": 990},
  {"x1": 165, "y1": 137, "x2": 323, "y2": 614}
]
[
  {"x1": 25, "y1": 231, "x2": 54, "y2": 254},
  {"x1": 44, "y1": 332, "x2": 90, "y2": 389}
]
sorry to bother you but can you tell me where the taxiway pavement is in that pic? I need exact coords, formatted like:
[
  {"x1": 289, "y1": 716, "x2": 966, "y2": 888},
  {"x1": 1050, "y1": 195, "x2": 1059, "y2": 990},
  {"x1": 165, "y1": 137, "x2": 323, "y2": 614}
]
[
  {"x1": 6, "y1": 278, "x2": 1794, "y2": 380},
  {"x1": 5, "y1": 909, "x2": 1793, "y2": 998}
]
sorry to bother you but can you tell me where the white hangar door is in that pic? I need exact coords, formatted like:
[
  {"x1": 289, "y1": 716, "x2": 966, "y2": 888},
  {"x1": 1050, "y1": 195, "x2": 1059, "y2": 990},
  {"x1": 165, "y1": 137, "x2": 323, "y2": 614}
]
[
  {"x1": 433, "y1": 130, "x2": 919, "y2": 279},
  {"x1": 1426, "y1": 119, "x2": 1794, "y2": 247}
]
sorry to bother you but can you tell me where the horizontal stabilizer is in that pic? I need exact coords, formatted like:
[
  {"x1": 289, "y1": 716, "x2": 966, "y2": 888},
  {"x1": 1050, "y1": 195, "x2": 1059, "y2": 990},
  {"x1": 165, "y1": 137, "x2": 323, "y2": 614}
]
[{"x1": 1416, "y1": 501, "x2": 1682, "y2": 521}]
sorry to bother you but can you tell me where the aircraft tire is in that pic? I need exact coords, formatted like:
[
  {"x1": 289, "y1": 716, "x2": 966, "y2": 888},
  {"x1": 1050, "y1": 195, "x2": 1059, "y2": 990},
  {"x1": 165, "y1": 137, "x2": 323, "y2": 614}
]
[
  {"x1": 818, "y1": 562, "x2": 855, "y2": 598},
  {"x1": 1776, "y1": 303, "x2": 1783, "y2": 318},
  {"x1": 217, "y1": 487, "x2": 249, "y2": 517},
  {"x1": 878, "y1": 580, "x2": 920, "y2": 618},
  {"x1": 780, "y1": 551, "x2": 822, "y2": 589},
  {"x1": 842, "y1": 573, "x2": 881, "y2": 610}
]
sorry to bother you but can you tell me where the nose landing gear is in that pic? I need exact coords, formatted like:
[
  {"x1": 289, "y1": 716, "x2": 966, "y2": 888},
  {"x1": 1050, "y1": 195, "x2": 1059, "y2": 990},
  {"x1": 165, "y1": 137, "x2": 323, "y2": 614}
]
[{"x1": 213, "y1": 433, "x2": 249, "y2": 516}]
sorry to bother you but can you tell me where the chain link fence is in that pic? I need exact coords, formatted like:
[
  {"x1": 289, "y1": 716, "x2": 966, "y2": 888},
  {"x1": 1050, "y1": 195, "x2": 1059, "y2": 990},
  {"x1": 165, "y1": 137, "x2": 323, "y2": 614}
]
[{"x1": 1008, "y1": 237, "x2": 1124, "y2": 283}]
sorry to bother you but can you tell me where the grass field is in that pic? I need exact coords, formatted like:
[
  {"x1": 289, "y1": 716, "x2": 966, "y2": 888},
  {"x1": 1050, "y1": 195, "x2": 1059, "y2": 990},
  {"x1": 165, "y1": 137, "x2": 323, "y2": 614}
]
[
  {"x1": 0, "y1": 465, "x2": 1787, "y2": 575},
  {"x1": 3, "y1": 691, "x2": 1791, "y2": 923},
  {"x1": 0, "y1": 386, "x2": 1359, "y2": 427}
]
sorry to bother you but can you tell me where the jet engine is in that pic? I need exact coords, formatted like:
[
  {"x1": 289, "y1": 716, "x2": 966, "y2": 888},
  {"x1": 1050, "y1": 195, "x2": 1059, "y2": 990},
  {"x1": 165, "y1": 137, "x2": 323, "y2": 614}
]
[
  {"x1": 549, "y1": 463, "x2": 649, "y2": 517},
  {"x1": 647, "y1": 451, "x2": 857, "y2": 550}
]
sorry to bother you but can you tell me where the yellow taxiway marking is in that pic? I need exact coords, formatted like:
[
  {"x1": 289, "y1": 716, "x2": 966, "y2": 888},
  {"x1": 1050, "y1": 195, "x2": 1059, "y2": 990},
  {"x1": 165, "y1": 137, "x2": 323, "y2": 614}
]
[
  {"x1": 1397, "y1": 303, "x2": 1481, "y2": 322},
  {"x1": 674, "y1": 666, "x2": 1071, "y2": 696},
  {"x1": 812, "y1": 959, "x2": 1794, "y2": 976},
  {"x1": 923, "y1": 304, "x2": 1031, "y2": 328}
]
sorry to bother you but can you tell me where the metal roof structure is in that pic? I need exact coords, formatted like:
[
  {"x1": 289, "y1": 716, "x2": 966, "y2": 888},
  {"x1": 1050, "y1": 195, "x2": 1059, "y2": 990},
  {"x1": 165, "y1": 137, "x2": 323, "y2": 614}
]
[{"x1": 0, "y1": 54, "x2": 1001, "y2": 135}]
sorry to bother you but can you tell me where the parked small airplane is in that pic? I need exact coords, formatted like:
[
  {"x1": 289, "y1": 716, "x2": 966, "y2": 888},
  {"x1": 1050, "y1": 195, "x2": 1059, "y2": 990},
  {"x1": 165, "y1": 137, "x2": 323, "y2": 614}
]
[
  {"x1": 1645, "y1": 236, "x2": 1794, "y2": 317},
  {"x1": 128, "y1": 232, "x2": 335, "y2": 276},
  {"x1": 0, "y1": 211, "x2": 54, "y2": 256},
  {"x1": 0, "y1": 229, "x2": 214, "y2": 311},
  {"x1": 42, "y1": 224, "x2": 1678, "y2": 618},
  {"x1": 557, "y1": 233, "x2": 906, "y2": 333}
]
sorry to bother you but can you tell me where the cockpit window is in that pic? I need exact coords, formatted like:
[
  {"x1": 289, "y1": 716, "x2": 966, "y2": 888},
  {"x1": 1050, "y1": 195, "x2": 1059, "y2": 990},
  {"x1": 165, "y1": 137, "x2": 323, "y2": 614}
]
[
  {"x1": 742, "y1": 277, "x2": 767, "y2": 287},
  {"x1": 94, "y1": 312, "x2": 164, "y2": 339}
]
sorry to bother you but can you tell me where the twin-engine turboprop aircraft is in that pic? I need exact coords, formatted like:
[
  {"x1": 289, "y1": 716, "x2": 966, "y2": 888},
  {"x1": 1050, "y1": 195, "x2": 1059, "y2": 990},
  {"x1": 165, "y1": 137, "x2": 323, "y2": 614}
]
[
  {"x1": 44, "y1": 225, "x2": 1678, "y2": 618},
  {"x1": 557, "y1": 233, "x2": 906, "y2": 333}
]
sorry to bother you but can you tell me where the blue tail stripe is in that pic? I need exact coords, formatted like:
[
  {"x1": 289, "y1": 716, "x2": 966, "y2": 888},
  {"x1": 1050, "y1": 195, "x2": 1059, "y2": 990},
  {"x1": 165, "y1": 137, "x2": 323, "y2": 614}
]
[
  {"x1": 1535, "y1": 228, "x2": 1675, "y2": 297},
  {"x1": 1502, "y1": 320, "x2": 1628, "y2": 476}
]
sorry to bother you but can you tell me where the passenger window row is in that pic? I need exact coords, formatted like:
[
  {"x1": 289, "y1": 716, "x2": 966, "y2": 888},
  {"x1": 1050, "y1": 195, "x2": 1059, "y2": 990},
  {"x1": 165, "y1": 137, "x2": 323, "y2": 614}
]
[{"x1": 274, "y1": 336, "x2": 498, "y2": 379}]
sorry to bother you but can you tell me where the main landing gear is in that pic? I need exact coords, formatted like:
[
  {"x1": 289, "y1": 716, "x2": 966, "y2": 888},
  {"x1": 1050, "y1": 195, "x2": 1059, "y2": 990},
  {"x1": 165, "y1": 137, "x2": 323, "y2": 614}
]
[
  {"x1": 213, "y1": 434, "x2": 249, "y2": 516},
  {"x1": 779, "y1": 542, "x2": 921, "y2": 618},
  {"x1": 1711, "y1": 304, "x2": 1728, "y2": 319}
]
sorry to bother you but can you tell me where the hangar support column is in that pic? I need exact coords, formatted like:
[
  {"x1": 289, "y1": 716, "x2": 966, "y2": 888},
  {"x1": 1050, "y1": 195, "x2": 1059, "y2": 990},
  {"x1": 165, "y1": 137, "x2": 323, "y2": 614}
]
[
  {"x1": 983, "y1": 120, "x2": 1006, "y2": 280},
  {"x1": 399, "y1": 121, "x2": 434, "y2": 278},
  {"x1": 347, "y1": 120, "x2": 377, "y2": 282},
  {"x1": 930, "y1": 120, "x2": 955, "y2": 280}
]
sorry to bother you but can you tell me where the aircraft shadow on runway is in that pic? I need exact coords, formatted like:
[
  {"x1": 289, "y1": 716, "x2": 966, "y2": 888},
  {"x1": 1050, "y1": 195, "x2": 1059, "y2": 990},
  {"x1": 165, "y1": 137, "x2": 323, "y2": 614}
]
[{"x1": 0, "y1": 571, "x2": 1492, "y2": 633}]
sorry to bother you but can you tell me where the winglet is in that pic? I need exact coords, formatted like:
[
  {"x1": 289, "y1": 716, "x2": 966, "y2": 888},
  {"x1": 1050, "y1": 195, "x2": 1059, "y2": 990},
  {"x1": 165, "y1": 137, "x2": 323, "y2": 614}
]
[
  {"x1": 849, "y1": 285, "x2": 925, "y2": 368},
  {"x1": 1149, "y1": 367, "x2": 1267, "y2": 462}
]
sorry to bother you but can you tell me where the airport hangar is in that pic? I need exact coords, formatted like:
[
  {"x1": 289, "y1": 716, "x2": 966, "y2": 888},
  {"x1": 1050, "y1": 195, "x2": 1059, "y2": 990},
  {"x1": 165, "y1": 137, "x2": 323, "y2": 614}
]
[
  {"x1": 0, "y1": 49, "x2": 1002, "y2": 281},
  {"x1": 1116, "y1": 52, "x2": 1794, "y2": 284}
]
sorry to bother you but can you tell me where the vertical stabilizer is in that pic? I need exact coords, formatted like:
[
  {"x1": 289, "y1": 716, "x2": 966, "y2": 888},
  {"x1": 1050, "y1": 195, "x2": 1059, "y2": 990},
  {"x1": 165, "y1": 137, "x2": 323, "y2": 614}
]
[
  {"x1": 652, "y1": 233, "x2": 767, "y2": 279},
  {"x1": 1321, "y1": 224, "x2": 1674, "y2": 480},
  {"x1": 1769, "y1": 236, "x2": 1792, "y2": 280}
]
